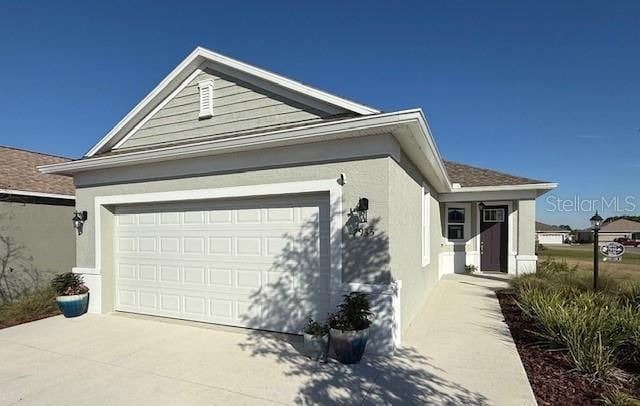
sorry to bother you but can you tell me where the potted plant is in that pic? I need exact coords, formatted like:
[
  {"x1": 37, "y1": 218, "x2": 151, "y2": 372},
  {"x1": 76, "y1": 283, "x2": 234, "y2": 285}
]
[
  {"x1": 51, "y1": 272, "x2": 89, "y2": 318},
  {"x1": 303, "y1": 317, "x2": 329, "y2": 362},
  {"x1": 328, "y1": 292, "x2": 373, "y2": 364}
]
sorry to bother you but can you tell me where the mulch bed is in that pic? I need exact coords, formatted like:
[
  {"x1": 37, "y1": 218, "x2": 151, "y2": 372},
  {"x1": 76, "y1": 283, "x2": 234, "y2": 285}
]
[{"x1": 497, "y1": 290, "x2": 640, "y2": 405}]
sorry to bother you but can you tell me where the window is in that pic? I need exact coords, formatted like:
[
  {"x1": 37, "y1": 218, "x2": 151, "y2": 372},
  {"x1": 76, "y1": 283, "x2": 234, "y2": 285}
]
[
  {"x1": 198, "y1": 80, "x2": 214, "y2": 119},
  {"x1": 422, "y1": 184, "x2": 430, "y2": 266},
  {"x1": 483, "y1": 208, "x2": 505, "y2": 223},
  {"x1": 447, "y1": 207, "x2": 466, "y2": 241}
]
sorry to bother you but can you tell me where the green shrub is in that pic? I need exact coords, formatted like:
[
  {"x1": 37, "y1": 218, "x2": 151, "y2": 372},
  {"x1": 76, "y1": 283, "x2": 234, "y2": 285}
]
[
  {"x1": 51, "y1": 272, "x2": 89, "y2": 296},
  {"x1": 517, "y1": 287, "x2": 626, "y2": 377},
  {"x1": 602, "y1": 389, "x2": 640, "y2": 406},
  {"x1": 618, "y1": 282, "x2": 640, "y2": 308},
  {"x1": 517, "y1": 288, "x2": 569, "y2": 347},
  {"x1": 463, "y1": 264, "x2": 477, "y2": 274}
]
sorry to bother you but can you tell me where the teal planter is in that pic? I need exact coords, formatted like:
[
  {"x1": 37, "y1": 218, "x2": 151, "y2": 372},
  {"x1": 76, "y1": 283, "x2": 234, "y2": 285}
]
[
  {"x1": 56, "y1": 293, "x2": 89, "y2": 318},
  {"x1": 330, "y1": 328, "x2": 369, "y2": 364}
]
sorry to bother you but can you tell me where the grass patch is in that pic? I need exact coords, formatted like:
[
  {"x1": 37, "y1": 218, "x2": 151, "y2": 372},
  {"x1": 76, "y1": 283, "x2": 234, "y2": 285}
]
[
  {"x1": 0, "y1": 287, "x2": 60, "y2": 329},
  {"x1": 602, "y1": 389, "x2": 640, "y2": 406}
]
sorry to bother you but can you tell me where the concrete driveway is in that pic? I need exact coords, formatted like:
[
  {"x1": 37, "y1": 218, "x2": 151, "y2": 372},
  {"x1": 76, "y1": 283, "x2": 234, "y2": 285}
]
[{"x1": 0, "y1": 274, "x2": 535, "y2": 405}]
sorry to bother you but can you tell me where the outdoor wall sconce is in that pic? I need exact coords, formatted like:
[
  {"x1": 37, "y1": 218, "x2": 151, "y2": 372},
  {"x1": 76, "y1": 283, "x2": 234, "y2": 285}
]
[
  {"x1": 478, "y1": 202, "x2": 486, "y2": 210},
  {"x1": 348, "y1": 197, "x2": 374, "y2": 237},
  {"x1": 72, "y1": 210, "x2": 88, "y2": 235}
]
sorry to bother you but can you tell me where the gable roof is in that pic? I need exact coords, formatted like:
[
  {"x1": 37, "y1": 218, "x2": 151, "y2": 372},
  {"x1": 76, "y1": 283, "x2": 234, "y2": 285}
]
[
  {"x1": 0, "y1": 146, "x2": 75, "y2": 198},
  {"x1": 444, "y1": 160, "x2": 547, "y2": 187},
  {"x1": 86, "y1": 47, "x2": 380, "y2": 157},
  {"x1": 536, "y1": 222, "x2": 568, "y2": 233},
  {"x1": 600, "y1": 218, "x2": 640, "y2": 233}
]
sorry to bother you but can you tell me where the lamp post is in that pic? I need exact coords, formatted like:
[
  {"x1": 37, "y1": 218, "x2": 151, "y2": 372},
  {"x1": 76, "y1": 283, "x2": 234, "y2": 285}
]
[{"x1": 590, "y1": 211, "x2": 603, "y2": 291}]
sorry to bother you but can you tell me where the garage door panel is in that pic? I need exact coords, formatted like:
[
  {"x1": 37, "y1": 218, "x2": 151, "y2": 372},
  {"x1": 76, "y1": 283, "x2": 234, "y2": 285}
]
[{"x1": 114, "y1": 194, "x2": 330, "y2": 333}]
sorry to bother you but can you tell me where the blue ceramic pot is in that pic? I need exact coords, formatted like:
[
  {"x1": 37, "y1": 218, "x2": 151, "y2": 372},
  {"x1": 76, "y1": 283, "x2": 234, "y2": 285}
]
[
  {"x1": 330, "y1": 328, "x2": 369, "y2": 364},
  {"x1": 56, "y1": 293, "x2": 89, "y2": 318}
]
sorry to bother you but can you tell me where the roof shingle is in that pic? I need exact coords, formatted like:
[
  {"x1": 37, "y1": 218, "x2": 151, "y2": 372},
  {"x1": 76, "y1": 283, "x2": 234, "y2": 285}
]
[
  {"x1": 536, "y1": 222, "x2": 568, "y2": 232},
  {"x1": 0, "y1": 146, "x2": 75, "y2": 197},
  {"x1": 444, "y1": 160, "x2": 547, "y2": 187}
]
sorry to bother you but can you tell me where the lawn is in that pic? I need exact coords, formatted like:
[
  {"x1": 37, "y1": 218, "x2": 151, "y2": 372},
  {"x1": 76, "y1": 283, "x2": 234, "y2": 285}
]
[{"x1": 538, "y1": 245, "x2": 640, "y2": 282}]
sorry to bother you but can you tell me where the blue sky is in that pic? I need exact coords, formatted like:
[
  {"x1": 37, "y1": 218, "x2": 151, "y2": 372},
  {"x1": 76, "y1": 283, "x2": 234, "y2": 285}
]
[{"x1": 0, "y1": 1, "x2": 638, "y2": 228}]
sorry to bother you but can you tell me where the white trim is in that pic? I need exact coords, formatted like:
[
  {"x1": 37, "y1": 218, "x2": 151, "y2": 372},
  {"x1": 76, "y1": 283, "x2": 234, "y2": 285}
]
[
  {"x1": 421, "y1": 183, "x2": 431, "y2": 266},
  {"x1": 85, "y1": 47, "x2": 379, "y2": 157},
  {"x1": 112, "y1": 69, "x2": 203, "y2": 150},
  {"x1": 92, "y1": 178, "x2": 343, "y2": 293},
  {"x1": 72, "y1": 267, "x2": 99, "y2": 275},
  {"x1": 444, "y1": 203, "x2": 471, "y2": 245},
  {"x1": 516, "y1": 255, "x2": 538, "y2": 261},
  {"x1": 476, "y1": 201, "x2": 515, "y2": 274},
  {"x1": 39, "y1": 109, "x2": 453, "y2": 194},
  {"x1": 448, "y1": 183, "x2": 558, "y2": 193},
  {"x1": 197, "y1": 79, "x2": 214, "y2": 119},
  {"x1": 0, "y1": 188, "x2": 75, "y2": 200}
]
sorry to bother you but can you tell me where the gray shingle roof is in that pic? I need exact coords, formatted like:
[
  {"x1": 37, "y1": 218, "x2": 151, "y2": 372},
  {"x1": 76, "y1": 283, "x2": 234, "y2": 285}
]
[
  {"x1": 444, "y1": 160, "x2": 547, "y2": 187},
  {"x1": 0, "y1": 146, "x2": 75, "y2": 196},
  {"x1": 536, "y1": 222, "x2": 568, "y2": 232},
  {"x1": 600, "y1": 219, "x2": 640, "y2": 233}
]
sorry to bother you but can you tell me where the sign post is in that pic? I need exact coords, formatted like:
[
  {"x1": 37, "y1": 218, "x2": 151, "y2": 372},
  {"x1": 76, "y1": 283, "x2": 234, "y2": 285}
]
[{"x1": 601, "y1": 242, "x2": 625, "y2": 262}]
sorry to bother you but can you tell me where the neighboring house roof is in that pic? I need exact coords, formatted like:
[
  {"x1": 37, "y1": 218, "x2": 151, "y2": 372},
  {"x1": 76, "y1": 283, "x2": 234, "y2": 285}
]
[
  {"x1": 535, "y1": 221, "x2": 569, "y2": 233},
  {"x1": 444, "y1": 161, "x2": 547, "y2": 187},
  {"x1": 599, "y1": 219, "x2": 640, "y2": 233},
  {"x1": 0, "y1": 146, "x2": 75, "y2": 198}
]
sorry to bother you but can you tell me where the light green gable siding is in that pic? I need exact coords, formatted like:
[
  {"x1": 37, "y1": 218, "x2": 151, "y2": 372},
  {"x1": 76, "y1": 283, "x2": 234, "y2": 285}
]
[{"x1": 118, "y1": 69, "x2": 331, "y2": 151}]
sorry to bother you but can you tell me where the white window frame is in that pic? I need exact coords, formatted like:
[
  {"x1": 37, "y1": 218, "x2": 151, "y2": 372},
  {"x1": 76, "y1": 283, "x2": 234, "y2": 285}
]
[
  {"x1": 421, "y1": 183, "x2": 430, "y2": 266},
  {"x1": 445, "y1": 203, "x2": 470, "y2": 245},
  {"x1": 198, "y1": 79, "x2": 214, "y2": 119},
  {"x1": 483, "y1": 208, "x2": 505, "y2": 223}
]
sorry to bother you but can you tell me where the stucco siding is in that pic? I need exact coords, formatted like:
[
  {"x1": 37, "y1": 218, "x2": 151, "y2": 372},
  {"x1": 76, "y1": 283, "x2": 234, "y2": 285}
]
[
  {"x1": 74, "y1": 155, "x2": 392, "y2": 288},
  {"x1": 118, "y1": 68, "x2": 331, "y2": 151},
  {"x1": 388, "y1": 152, "x2": 441, "y2": 332},
  {"x1": 0, "y1": 201, "x2": 76, "y2": 299},
  {"x1": 517, "y1": 200, "x2": 536, "y2": 256}
]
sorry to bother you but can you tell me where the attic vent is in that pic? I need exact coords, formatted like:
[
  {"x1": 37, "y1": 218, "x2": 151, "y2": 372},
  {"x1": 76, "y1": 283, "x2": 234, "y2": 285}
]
[{"x1": 198, "y1": 80, "x2": 214, "y2": 119}]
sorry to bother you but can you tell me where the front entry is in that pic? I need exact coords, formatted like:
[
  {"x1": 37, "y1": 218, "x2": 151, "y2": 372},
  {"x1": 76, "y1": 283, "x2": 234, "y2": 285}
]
[{"x1": 480, "y1": 205, "x2": 508, "y2": 272}]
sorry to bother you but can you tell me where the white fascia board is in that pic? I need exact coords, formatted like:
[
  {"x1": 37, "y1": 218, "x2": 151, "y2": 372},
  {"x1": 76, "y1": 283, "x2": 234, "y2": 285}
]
[
  {"x1": 195, "y1": 47, "x2": 379, "y2": 115},
  {"x1": 0, "y1": 188, "x2": 75, "y2": 200},
  {"x1": 85, "y1": 47, "x2": 379, "y2": 157},
  {"x1": 39, "y1": 109, "x2": 453, "y2": 193},
  {"x1": 439, "y1": 183, "x2": 558, "y2": 203},
  {"x1": 448, "y1": 183, "x2": 558, "y2": 193}
]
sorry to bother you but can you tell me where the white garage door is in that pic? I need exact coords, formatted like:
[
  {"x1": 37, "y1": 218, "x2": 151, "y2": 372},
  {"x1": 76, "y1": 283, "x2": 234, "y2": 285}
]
[
  {"x1": 539, "y1": 234, "x2": 564, "y2": 245},
  {"x1": 114, "y1": 194, "x2": 331, "y2": 334}
]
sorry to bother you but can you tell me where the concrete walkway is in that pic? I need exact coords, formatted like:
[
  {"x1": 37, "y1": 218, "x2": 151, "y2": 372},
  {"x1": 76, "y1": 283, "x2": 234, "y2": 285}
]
[{"x1": 0, "y1": 274, "x2": 535, "y2": 405}]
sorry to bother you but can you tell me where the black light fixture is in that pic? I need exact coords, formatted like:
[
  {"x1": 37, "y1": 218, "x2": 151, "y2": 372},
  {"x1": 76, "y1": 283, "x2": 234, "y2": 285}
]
[
  {"x1": 479, "y1": 202, "x2": 486, "y2": 210},
  {"x1": 72, "y1": 210, "x2": 88, "y2": 235},
  {"x1": 355, "y1": 197, "x2": 369, "y2": 223},
  {"x1": 590, "y1": 211, "x2": 603, "y2": 291}
]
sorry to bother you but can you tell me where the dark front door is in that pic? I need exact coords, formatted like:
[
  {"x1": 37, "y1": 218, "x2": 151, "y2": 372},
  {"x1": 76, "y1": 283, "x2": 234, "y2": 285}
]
[{"x1": 480, "y1": 205, "x2": 508, "y2": 272}]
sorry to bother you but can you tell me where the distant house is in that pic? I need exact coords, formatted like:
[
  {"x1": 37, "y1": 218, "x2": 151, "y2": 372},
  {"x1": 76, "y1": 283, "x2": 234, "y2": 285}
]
[
  {"x1": 576, "y1": 218, "x2": 640, "y2": 244},
  {"x1": 536, "y1": 222, "x2": 570, "y2": 245},
  {"x1": 0, "y1": 146, "x2": 76, "y2": 302}
]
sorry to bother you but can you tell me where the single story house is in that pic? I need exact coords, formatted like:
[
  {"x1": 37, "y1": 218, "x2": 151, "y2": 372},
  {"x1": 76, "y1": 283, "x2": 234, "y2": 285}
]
[
  {"x1": 536, "y1": 221, "x2": 570, "y2": 245},
  {"x1": 0, "y1": 146, "x2": 76, "y2": 302},
  {"x1": 40, "y1": 47, "x2": 556, "y2": 352},
  {"x1": 576, "y1": 218, "x2": 640, "y2": 244}
]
